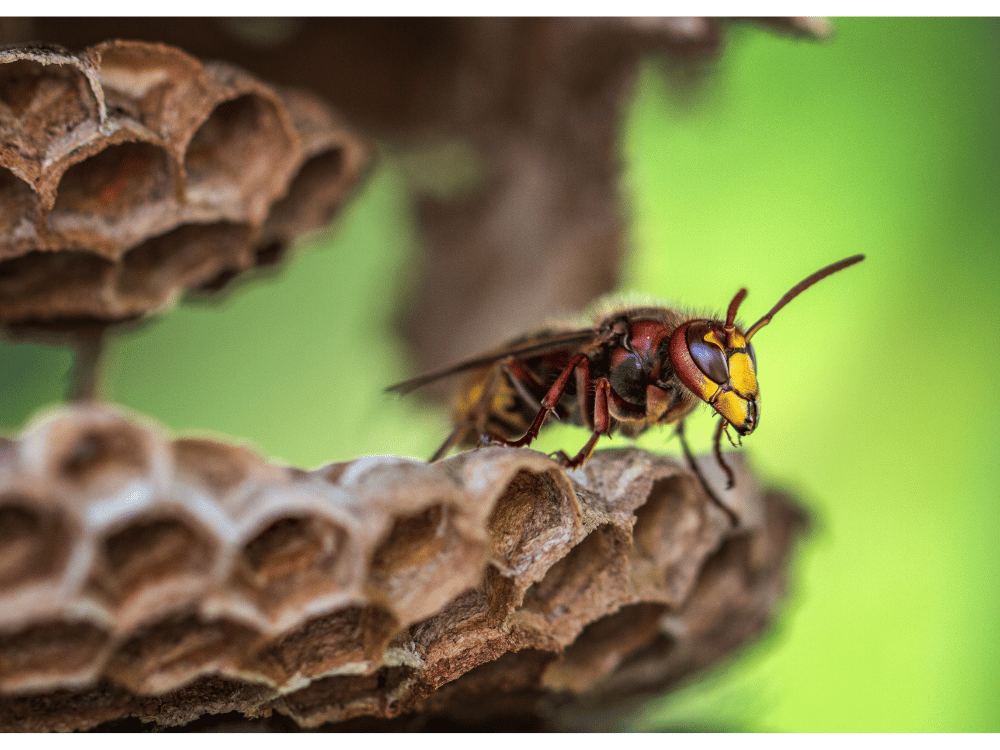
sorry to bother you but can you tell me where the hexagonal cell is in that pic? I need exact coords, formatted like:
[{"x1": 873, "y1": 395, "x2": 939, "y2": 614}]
[
  {"x1": 184, "y1": 93, "x2": 294, "y2": 219},
  {"x1": 278, "y1": 664, "x2": 417, "y2": 727},
  {"x1": 486, "y1": 468, "x2": 581, "y2": 580},
  {"x1": 367, "y1": 503, "x2": 486, "y2": 623},
  {"x1": 94, "y1": 41, "x2": 209, "y2": 142},
  {"x1": 105, "y1": 612, "x2": 260, "y2": 694},
  {"x1": 418, "y1": 647, "x2": 559, "y2": 724},
  {"x1": 85, "y1": 515, "x2": 216, "y2": 610},
  {"x1": 259, "y1": 148, "x2": 347, "y2": 241},
  {"x1": 50, "y1": 418, "x2": 153, "y2": 496},
  {"x1": 231, "y1": 513, "x2": 351, "y2": 617},
  {"x1": 540, "y1": 602, "x2": 668, "y2": 693},
  {"x1": 0, "y1": 497, "x2": 72, "y2": 592},
  {"x1": 669, "y1": 533, "x2": 761, "y2": 645},
  {"x1": 192, "y1": 239, "x2": 285, "y2": 294},
  {"x1": 97, "y1": 44, "x2": 190, "y2": 96},
  {"x1": 51, "y1": 142, "x2": 174, "y2": 220},
  {"x1": 0, "y1": 59, "x2": 55, "y2": 116},
  {"x1": 0, "y1": 57, "x2": 99, "y2": 166},
  {"x1": 249, "y1": 605, "x2": 399, "y2": 687},
  {"x1": 630, "y1": 474, "x2": 722, "y2": 605},
  {"x1": 407, "y1": 583, "x2": 501, "y2": 651},
  {"x1": 0, "y1": 249, "x2": 114, "y2": 324},
  {"x1": 0, "y1": 619, "x2": 110, "y2": 692},
  {"x1": 116, "y1": 221, "x2": 254, "y2": 311},
  {"x1": 518, "y1": 524, "x2": 631, "y2": 644},
  {"x1": 171, "y1": 438, "x2": 291, "y2": 521},
  {"x1": 172, "y1": 437, "x2": 256, "y2": 497}
]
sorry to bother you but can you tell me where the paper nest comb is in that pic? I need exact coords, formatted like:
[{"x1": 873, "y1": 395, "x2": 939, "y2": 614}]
[
  {"x1": 0, "y1": 403, "x2": 806, "y2": 731},
  {"x1": 0, "y1": 40, "x2": 368, "y2": 329}
]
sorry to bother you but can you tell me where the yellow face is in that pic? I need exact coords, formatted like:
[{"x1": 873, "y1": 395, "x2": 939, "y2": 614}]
[
  {"x1": 671, "y1": 321, "x2": 760, "y2": 435},
  {"x1": 666, "y1": 256, "x2": 864, "y2": 440},
  {"x1": 725, "y1": 332, "x2": 758, "y2": 396}
]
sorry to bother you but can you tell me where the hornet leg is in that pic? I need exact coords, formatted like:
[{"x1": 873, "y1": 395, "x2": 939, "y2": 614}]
[
  {"x1": 552, "y1": 375, "x2": 611, "y2": 468},
  {"x1": 486, "y1": 353, "x2": 588, "y2": 450},
  {"x1": 713, "y1": 417, "x2": 736, "y2": 490},
  {"x1": 676, "y1": 419, "x2": 739, "y2": 527}
]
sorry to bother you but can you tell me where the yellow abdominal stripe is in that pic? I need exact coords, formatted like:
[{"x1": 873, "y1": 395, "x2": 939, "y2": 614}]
[
  {"x1": 457, "y1": 375, "x2": 501, "y2": 413},
  {"x1": 461, "y1": 380, "x2": 486, "y2": 409}
]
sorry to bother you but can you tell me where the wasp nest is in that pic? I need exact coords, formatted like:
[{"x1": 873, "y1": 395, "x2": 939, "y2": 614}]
[
  {"x1": 0, "y1": 40, "x2": 368, "y2": 329},
  {"x1": 0, "y1": 403, "x2": 805, "y2": 731}
]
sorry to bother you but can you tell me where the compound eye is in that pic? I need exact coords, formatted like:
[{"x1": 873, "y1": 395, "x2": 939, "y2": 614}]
[
  {"x1": 686, "y1": 323, "x2": 729, "y2": 384},
  {"x1": 748, "y1": 341, "x2": 757, "y2": 371}
]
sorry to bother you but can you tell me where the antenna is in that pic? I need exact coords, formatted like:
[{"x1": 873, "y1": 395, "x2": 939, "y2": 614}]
[
  {"x1": 745, "y1": 254, "x2": 865, "y2": 340},
  {"x1": 725, "y1": 288, "x2": 748, "y2": 331}
]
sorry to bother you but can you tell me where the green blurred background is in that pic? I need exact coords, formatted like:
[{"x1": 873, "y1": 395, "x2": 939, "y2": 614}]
[{"x1": 1, "y1": 17, "x2": 997, "y2": 732}]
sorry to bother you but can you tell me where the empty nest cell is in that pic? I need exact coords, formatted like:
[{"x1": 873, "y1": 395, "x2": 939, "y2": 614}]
[
  {"x1": 85, "y1": 515, "x2": 215, "y2": 612},
  {"x1": 486, "y1": 467, "x2": 582, "y2": 580},
  {"x1": 277, "y1": 663, "x2": 418, "y2": 726},
  {"x1": 249, "y1": 605, "x2": 400, "y2": 689},
  {"x1": 0, "y1": 54, "x2": 103, "y2": 181},
  {"x1": 171, "y1": 438, "x2": 262, "y2": 498},
  {"x1": 0, "y1": 249, "x2": 115, "y2": 323},
  {"x1": 368, "y1": 502, "x2": 487, "y2": 623},
  {"x1": 113, "y1": 222, "x2": 254, "y2": 313},
  {"x1": 51, "y1": 141, "x2": 173, "y2": 219},
  {"x1": 231, "y1": 513, "x2": 351, "y2": 616},
  {"x1": 540, "y1": 602, "x2": 669, "y2": 694},
  {"x1": 44, "y1": 414, "x2": 157, "y2": 498},
  {"x1": 518, "y1": 524, "x2": 632, "y2": 645},
  {"x1": 183, "y1": 94, "x2": 293, "y2": 222},
  {"x1": 629, "y1": 474, "x2": 728, "y2": 606},
  {"x1": 103, "y1": 612, "x2": 260, "y2": 695},
  {"x1": 0, "y1": 498, "x2": 72, "y2": 592},
  {"x1": 0, "y1": 619, "x2": 110, "y2": 693}
]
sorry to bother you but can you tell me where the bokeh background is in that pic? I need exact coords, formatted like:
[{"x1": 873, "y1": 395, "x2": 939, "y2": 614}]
[{"x1": 0, "y1": 17, "x2": 997, "y2": 732}]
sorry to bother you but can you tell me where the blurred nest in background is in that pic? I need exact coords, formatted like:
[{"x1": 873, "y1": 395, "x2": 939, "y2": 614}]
[{"x1": 0, "y1": 38, "x2": 368, "y2": 334}]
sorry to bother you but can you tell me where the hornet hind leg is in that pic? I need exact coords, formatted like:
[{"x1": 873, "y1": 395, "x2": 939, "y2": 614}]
[{"x1": 676, "y1": 419, "x2": 739, "y2": 527}]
